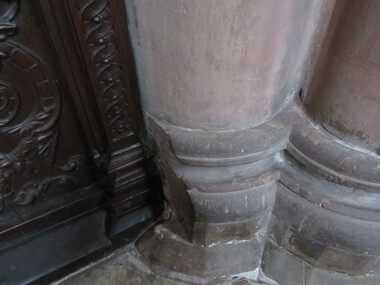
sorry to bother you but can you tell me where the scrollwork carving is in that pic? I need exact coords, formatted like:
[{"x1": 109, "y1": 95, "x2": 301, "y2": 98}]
[
  {"x1": 0, "y1": 41, "x2": 62, "y2": 156},
  {"x1": 80, "y1": 0, "x2": 134, "y2": 139},
  {"x1": 60, "y1": 154, "x2": 86, "y2": 171},
  {"x1": 0, "y1": 0, "x2": 18, "y2": 41},
  {"x1": 0, "y1": 1, "x2": 67, "y2": 214},
  {"x1": 0, "y1": 175, "x2": 75, "y2": 212}
]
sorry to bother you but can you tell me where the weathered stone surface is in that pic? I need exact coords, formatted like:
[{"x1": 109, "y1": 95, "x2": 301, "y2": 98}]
[
  {"x1": 126, "y1": 0, "x2": 325, "y2": 130},
  {"x1": 305, "y1": 0, "x2": 380, "y2": 151},
  {"x1": 124, "y1": 0, "x2": 380, "y2": 284}
]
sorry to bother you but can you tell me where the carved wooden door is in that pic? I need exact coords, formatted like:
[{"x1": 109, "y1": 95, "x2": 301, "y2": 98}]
[{"x1": 0, "y1": 1, "x2": 160, "y2": 284}]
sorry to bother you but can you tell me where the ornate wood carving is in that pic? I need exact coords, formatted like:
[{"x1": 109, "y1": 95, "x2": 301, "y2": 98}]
[
  {"x1": 0, "y1": 0, "x2": 157, "y2": 282},
  {"x1": 0, "y1": 0, "x2": 18, "y2": 41},
  {"x1": 65, "y1": 0, "x2": 162, "y2": 236},
  {"x1": 79, "y1": 0, "x2": 134, "y2": 141},
  {"x1": 0, "y1": 0, "x2": 70, "y2": 213},
  {"x1": 5, "y1": 176, "x2": 74, "y2": 208},
  {"x1": 60, "y1": 154, "x2": 87, "y2": 171},
  {"x1": 0, "y1": 81, "x2": 19, "y2": 126}
]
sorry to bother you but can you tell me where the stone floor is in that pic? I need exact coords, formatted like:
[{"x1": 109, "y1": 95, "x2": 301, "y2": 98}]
[{"x1": 52, "y1": 245, "x2": 261, "y2": 285}]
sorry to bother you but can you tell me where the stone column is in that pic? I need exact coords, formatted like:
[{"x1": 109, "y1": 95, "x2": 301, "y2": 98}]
[
  {"x1": 263, "y1": 1, "x2": 380, "y2": 284},
  {"x1": 305, "y1": 0, "x2": 380, "y2": 151},
  {"x1": 125, "y1": 0, "x2": 329, "y2": 281},
  {"x1": 126, "y1": 0, "x2": 380, "y2": 284}
]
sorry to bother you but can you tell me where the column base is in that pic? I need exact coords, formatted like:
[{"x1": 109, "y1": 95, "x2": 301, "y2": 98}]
[
  {"x1": 138, "y1": 103, "x2": 380, "y2": 284},
  {"x1": 262, "y1": 239, "x2": 380, "y2": 285},
  {"x1": 136, "y1": 224, "x2": 264, "y2": 279}
]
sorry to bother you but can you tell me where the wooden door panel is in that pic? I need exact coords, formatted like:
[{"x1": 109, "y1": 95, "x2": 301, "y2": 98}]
[
  {"x1": 0, "y1": 1, "x2": 161, "y2": 283},
  {"x1": 0, "y1": 0, "x2": 99, "y2": 229}
]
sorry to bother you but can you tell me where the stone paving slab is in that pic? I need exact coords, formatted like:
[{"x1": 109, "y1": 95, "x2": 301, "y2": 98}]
[{"x1": 53, "y1": 245, "x2": 262, "y2": 285}]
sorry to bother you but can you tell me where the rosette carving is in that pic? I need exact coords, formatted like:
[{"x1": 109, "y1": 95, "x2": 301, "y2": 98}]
[{"x1": 0, "y1": 81, "x2": 19, "y2": 126}]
